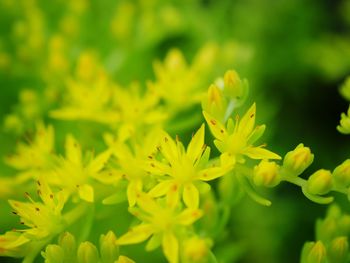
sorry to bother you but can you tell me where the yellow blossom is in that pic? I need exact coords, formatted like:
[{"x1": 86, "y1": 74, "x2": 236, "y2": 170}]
[
  {"x1": 146, "y1": 124, "x2": 231, "y2": 209},
  {"x1": 5, "y1": 122, "x2": 55, "y2": 183},
  {"x1": 52, "y1": 134, "x2": 111, "y2": 202},
  {"x1": 103, "y1": 129, "x2": 162, "y2": 206},
  {"x1": 117, "y1": 193, "x2": 202, "y2": 263},
  {"x1": 204, "y1": 103, "x2": 281, "y2": 167}
]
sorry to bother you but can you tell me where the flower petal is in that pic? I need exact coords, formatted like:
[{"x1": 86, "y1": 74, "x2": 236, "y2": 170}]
[
  {"x1": 186, "y1": 124, "x2": 205, "y2": 163},
  {"x1": 127, "y1": 180, "x2": 142, "y2": 207},
  {"x1": 244, "y1": 146, "x2": 281, "y2": 160},
  {"x1": 183, "y1": 183, "x2": 199, "y2": 209},
  {"x1": 166, "y1": 183, "x2": 180, "y2": 209},
  {"x1": 78, "y1": 184, "x2": 94, "y2": 202},
  {"x1": 237, "y1": 103, "x2": 256, "y2": 137},
  {"x1": 87, "y1": 150, "x2": 111, "y2": 174},
  {"x1": 117, "y1": 224, "x2": 154, "y2": 245},
  {"x1": 148, "y1": 180, "x2": 173, "y2": 197},
  {"x1": 65, "y1": 135, "x2": 82, "y2": 165},
  {"x1": 198, "y1": 166, "x2": 230, "y2": 181},
  {"x1": 203, "y1": 111, "x2": 227, "y2": 141},
  {"x1": 176, "y1": 208, "x2": 203, "y2": 225},
  {"x1": 162, "y1": 232, "x2": 179, "y2": 263}
]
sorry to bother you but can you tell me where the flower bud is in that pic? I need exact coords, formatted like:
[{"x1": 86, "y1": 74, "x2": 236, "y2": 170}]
[
  {"x1": 253, "y1": 160, "x2": 281, "y2": 187},
  {"x1": 328, "y1": 236, "x2": 349, "y2": 263},
  {"x1": 58, "y1": 232, "x2": 76, "y2": 262},
  {"x1": 301, "y1": 241, "x2": 327, "y2": 263},
  {"x1": 201, "y1": 84, "x2": 226, "y2": 121},
  {"x1": 307, "y1": 169, "x2": 333, "y2": 195},
  {"x1": 43, "y1": 244, "x2": 64, "y2": 263},
  {"x1": 77, "y1": 242, "x2": 99, "y2": 263},
  {"x1": 337, "y1": 107, "x2": 350, "y2": 134},
  {"x1": 183, "y1": 237, "x2": 211, "y2": 263},
  {"x1": 283, "y1": 144, "x2": 314, "y2": 176},
  {"x1": 316, "y1": 218, "x2": 338, "y2": 242},
  {"x1": 100, "y1": 231, "x2": 119, "y2": 263},
  {"x1": 223, "y1": 70, "x2": 243, "y2": 99},
  {"x1": 333, "y1": 160, "x2": 350, "y2": 187}
]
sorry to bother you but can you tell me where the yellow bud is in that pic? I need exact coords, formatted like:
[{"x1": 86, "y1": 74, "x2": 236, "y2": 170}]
[
  {"x1": 333, "y1": 160, "x2": 350, "y2": 187},
  {"x1": 202, "y1": 84, "x2": 226, "y2": 120},
  {"x1": 58, "y1": 232, "x2": 76, "y2": 262},
  {"x1": 316, "y1": 217, "x2": 338, "y2": 242},
  {"x1": 301, "y1": 241, "x2": 327, "y2": 263},
  {"x1": 283, "y1": 144, "x2": 314, "y2": 176},
  {"x1": 307, "y1": 169, "x2": 333, "y2": 195},
  {"x1": 253, "y1": 160, "x2": 281, "y2": 187},
  {"x1": 77, "y1": 242, "x2": 99, "y2": 263},
  {"x1": 43, "y1": 244, "x2": 64, "y2": 263},
  {"x1": 100, "y1": 231, "x2": 119, "y2": 263},
  {"x1": 183, "y1": 237, "x2": 211, "y2": 263},
  {"x1": 306, "y1": 241, "x2": 327, "y2": 263},
  {"x1": 328, "y1": 237, "x2": 349, "y2": 263},
  {"x1": 223, "y1": 70, "x2": 243, "y2": 99},
  {"x1": 337, "y1": 107, "x2": 350, "y2": 134}
]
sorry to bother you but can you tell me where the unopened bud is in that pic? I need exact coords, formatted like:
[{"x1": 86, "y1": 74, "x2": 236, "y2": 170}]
[
  {"x1": 283, "y1": 144, "x2": 314, "y2": 176},
  {"x1": 43, "y1": 244, "x2": 64, "y2": 263},
  {"x1": 77, "y1": 242, "x2": 99, "y2": 263},
  {"x1": 100, "y1": 231, "x2": 119, "y2": 263},
  {"x1": 253, "y1": 160, "x2": 280, "y2": 187},
  {"x1": 328, "y1": 236, "x2": 349, "y2": 263},
  {"x1": 58, "y1": 232, "x2": 76, "y2": 262},
  {"x1": 301, "y1": 241, "x2": 327, "y2": 263},
  {"x1": 202, "y1": 84, "x2": 226, "y2": 120},
  {"x1": 333, "y1": 160, "x2": 350, "y2": 187},
  {"x1": 183, "y1": 237, "x2": 211, "y2": 263},
  {"x1": 223, "y1": 70, "x2": 243, "y2": 99},
  {"x1": 307, "y1": 169, "x2": 333, "y2": 195}
]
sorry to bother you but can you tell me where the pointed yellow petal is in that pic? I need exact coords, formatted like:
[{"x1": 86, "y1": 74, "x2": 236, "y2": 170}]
[
  {"x1": 144, "y1": 160, "x2": 171, "y2": 175},
  {"x1": 78, "y1": 184, "x2": 94, "y2": 202},
  {"x1": 198, "y1": 166, "x2": 230, "y2": 181},
  {"x1": 136, "y1": 192, "x2": 160, "y2": 215},
  {"x1": 87, "y1": 150, "x2": 111, "y2": 174},
  {"x1": 244, "y1": 147, "x2": 281, "y2": 160},
  {"x1": 65, "y1": 135, "x2": 82, "y2": 164},
  {"x1": 160, "y1": 133, "x2": 178, "y2": 166},
  {"x1": 117, "y1": 224, "x2": 154, "y2": 245},
  {"x1": 162, "y1": 232, "x2": 179, "y2": 263},
  {"x1": 166, "y1": 183, "x2": 180, "y2": 209},
  {"x1": 186, "y1": 124, "x2": 205, "y2": 163},
  {"x1": 117, "y1": 255, "x2": 135, "y2": 263},
  {"x1": 237, "y1": 103, "x2": 256, "y2": 137},
  {"x1": 148, "y1": 181, "x2": 173, "y2": 197},
  {"x1": 183, "y1": 184, "x2": 199, "y2": 209},
  {"x1": 176, "y1": 208, "x2": 203, "y2": 225},
  {"x1": 203, "y1": 111, "x2": 226, "y2": 141},
  {"x1": 127, "y1": 180, "x2": 142, "y2": 207}
]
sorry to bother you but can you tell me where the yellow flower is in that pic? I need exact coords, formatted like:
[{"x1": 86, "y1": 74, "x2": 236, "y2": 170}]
[
  {"x1": 8, "y1": 177, "x2": 66, "y2": 239},
  {"x1": 0, "y1": 231, "x2": 30, "y2": 258},
  {"x1": 103, "y1": 129, "x2": 162, "y2": 206},
  {"x1": 5, "y1": 122, "x2": 55, "y2": 183},
  {"x1": 146, "y1": 124, "x2": 231, "y2": 209},
  {"x1": 203, "y1": 103, "x2": 281, "y2": 166},
  {"x1": 111, "y1": 83, "x2": 167, "y2": 138},
  {"x1": 53, "y1": 134, "x2": 111, "y2": 202},
  {"x1": 117, "y1": 193, "x2": 202, "y2": 263},
  {"x1": 150, "y1": 49, "x2": 204, "y2": 110}
]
